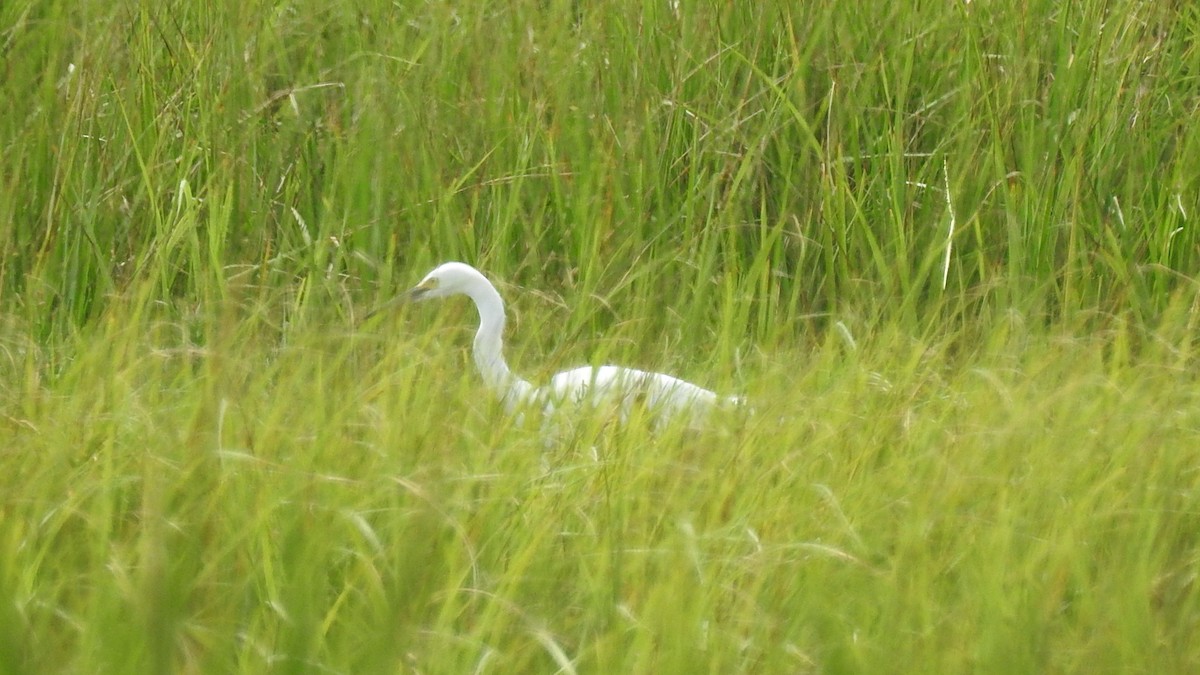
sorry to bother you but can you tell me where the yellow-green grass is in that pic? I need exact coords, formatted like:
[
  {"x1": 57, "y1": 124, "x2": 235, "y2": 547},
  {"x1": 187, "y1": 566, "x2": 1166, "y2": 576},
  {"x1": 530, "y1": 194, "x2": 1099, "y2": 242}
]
[{"x1": 2, "y1": 0, "x2": 1200, "y2": 671}]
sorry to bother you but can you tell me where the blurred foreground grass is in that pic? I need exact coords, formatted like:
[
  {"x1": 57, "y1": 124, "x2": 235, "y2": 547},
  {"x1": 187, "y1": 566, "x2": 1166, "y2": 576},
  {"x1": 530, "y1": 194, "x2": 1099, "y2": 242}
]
[{"x1": 3, "y1": 300, "x2": 1199, "y2": 672}]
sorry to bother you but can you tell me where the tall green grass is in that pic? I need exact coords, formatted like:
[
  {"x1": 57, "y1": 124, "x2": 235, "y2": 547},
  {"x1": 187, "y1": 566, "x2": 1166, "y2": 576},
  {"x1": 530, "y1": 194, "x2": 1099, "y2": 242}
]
[{"x1": 3, "y1": 0, "x2": 1200, "y2": 671}]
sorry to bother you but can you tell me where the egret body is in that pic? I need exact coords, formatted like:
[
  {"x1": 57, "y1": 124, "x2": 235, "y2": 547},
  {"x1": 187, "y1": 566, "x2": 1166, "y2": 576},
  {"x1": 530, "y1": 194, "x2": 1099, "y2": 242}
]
[{"x1": 389, "y1": 262, "x2": 742, "y2": 427}]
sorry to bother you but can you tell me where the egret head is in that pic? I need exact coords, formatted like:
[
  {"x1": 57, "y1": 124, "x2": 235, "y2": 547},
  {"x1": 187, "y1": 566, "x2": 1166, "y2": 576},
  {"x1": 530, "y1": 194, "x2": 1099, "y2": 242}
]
[
  {"x1": 362, "y1": 262, "x2": 492, "y2": 324},
  {"x1": 405, "y1": 262, "x2": 484, "y2": 302}
]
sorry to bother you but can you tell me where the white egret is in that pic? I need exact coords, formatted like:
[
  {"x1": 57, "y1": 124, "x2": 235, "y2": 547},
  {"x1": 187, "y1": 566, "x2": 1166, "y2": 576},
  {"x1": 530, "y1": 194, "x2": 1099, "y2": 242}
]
[{"x1": 376, "y1": 262, "x2": 743, "y2": 428}]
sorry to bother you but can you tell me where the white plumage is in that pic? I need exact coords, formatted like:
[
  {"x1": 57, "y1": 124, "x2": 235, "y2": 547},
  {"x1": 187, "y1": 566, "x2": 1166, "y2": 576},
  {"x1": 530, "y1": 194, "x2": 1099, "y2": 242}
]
[{"x1": 387, "y1": 262, "x2": 742, "y2": 428}]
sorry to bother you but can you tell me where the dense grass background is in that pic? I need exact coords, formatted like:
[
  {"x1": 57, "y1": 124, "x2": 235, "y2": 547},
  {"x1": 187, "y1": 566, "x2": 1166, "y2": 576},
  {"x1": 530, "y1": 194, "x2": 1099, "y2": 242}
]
[{"x1": 3, "y1": 0, "x2": 1200, "y2": 672}]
